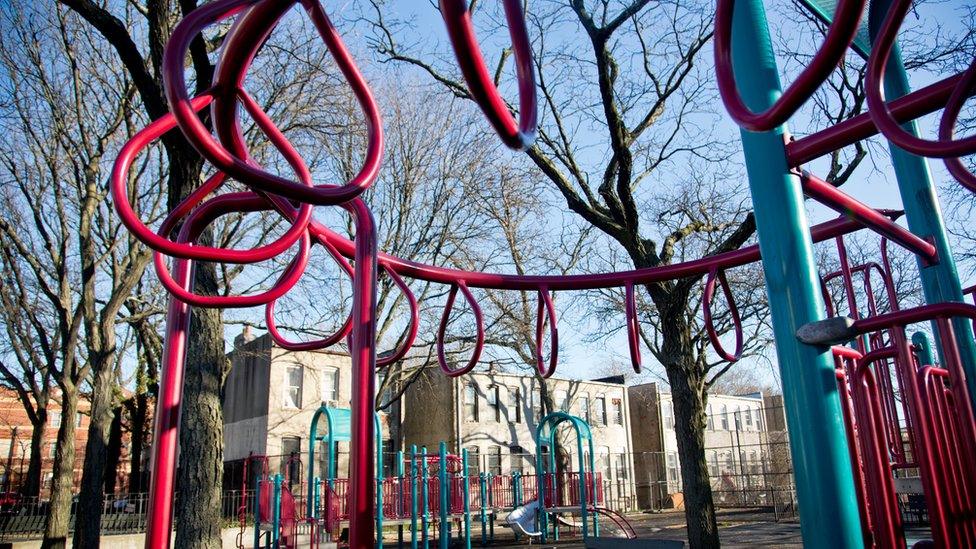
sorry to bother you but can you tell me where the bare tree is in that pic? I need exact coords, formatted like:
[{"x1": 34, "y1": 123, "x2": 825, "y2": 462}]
[
  {"x1": 0, "y1": 3, "x2": 156, "y2": 545},
  {"x1": 363, "y1": 1, "x2": 871, "y2": 545}
]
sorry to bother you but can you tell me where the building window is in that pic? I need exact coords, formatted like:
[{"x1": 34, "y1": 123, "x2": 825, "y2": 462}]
[
  {"x1": 662, "y1": 400, "x2": 674, "y2": 429},
  {"x1": 709, "y1": 451, "x2": 719, "y2": 477},
  {"x1": 510, "y1": 388, "x2": 522, "y2": 424},
  {"x1": 720, "y1": 404, "x2": 729, "y2": 430},
  {"x1": 723, "y1": 452, "x2": 734, "y2": 474},
  {"x1": 598, "y1": 447, "x2": 611, "y2": 475},
  {"x1": 321, "y1": 367, "x2": 339, "y2": 402},
  {"x1": 281, "y1": 437, "x2": 301, "y2": 481},
  {"x1": 745, "y1": 407, "x2": 753, "y2": 430},
  {"x1": 750, "y1": 450, "x2": 760, "y2": 475},
  {"x1": 578, "y1": 393, "x2": 590, "y2": 423},
  {"x1": 533, "y1": 389, "x2": 543, "y2": 419},
  {"x1": 284, "y1": 364, "x2": 303, "y2": 408},
  {"x1": 756, "y1": 408, "x2": 764, "y2": 432},
  {"x1": 595, "y1": 396, "x2": 607, "y2": 426},
  {"x1": 467, "y1": 446, "x2": 480, "y2": 477},
  {"x1": 487, "y1": 446, "x2": 502, "y2": 476},
  {"x1": 554, "y1": 390, "x2": 568, "y2": 412},
  {"x1": 510, "y1": 445, "x2": 525, "y2": 475},
  {"x1": 611, "y1": 398, "x2": 623, "y2": 425},
  {"x1": 706, "y1": 404, "x2": 714, "y2": 431},
  {"x1": 48, "y1": 443, "x2": 57, "y2": 459},
  {"x1": 464, "y1": 384, "x2": 479, "y2": 422},
  {"x1": 734, "y1": 406, "x2": 742, "y2": 430},
  {"x1": 49, "y1": 411, "x2": 61, "y2": 428},
  {"x1": 75, "y1": 412, "x2": 83, "y2": 427},
  {"x1": 487, "y1": 386, "x2": 501, "y2": 422},
  {"x1": 614, "y1": 449, "x2": 628, "y2": 480},
  {"x1": 666, "y1": 452, "x2": 679, "y2": 490}
]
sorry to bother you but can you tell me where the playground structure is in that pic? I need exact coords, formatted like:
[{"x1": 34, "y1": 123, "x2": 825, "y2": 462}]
[
  {"x1": 106, "y1": 0, "x2": 976, "y2": 547},
  {"x1": 237, "y1": 408, "x2": 635, "y2": 547}
]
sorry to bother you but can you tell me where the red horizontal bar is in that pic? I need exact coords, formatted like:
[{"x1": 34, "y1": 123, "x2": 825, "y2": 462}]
[
  {"x1": 800, "y1": 171, "x2": 938, "y2": 263},
  {"x1": 308, "y1": 213, "x2": 896, "y2": 292},
  {"x1": 853, "y1": 302, "x2": 976, "y2": 334},
  {"x1": 787, "y1": 73, "x2": 966, "y2": 166}
]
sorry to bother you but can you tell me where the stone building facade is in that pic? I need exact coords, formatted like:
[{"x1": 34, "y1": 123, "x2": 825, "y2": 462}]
[
  {"x1": 628, "y1": 382, "x2": 789, "y2": 510},
  {"x1": 397, "y1": 367, "x2": 638, "y2": 509}
]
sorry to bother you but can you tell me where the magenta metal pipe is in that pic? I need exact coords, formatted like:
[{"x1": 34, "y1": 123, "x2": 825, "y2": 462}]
[
  {"x1": 345, "y1": 199, "x2": 379, "y2": 549},
  {"x1": 800, "y1": 171, "x2": 938, "y2": 263},
  {"x1": 310, "y1": 214, "x2": 896, "y2": 292},
  {"x1": 786, "y1": 73, "x2": 969, "y2": 166},
  {"x1": 144, "y1": 257, "x2": 193, "y2": 548}
]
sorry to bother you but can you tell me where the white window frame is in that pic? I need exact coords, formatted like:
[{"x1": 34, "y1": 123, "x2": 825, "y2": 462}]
[{"x1": 283, "y1": 364, "x2": 303, "y2": 409}]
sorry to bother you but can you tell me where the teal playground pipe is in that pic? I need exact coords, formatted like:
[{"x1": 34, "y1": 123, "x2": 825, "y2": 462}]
[
  {"x1": 438, "y1": 442, "x2": 449, "y2": 549},
  {"x1": 272, "y1": 474, "x2": 282, "y2": 549},
  {"x1": 421, "y1": 447, "x2": 429, "y2": 549},
  {"x1": 462, "y1": 449, "x2": 471, "y2": 549},
  {"x1": 478, "y1": 473, "x2": 487, "y2": 546},
  {"x1": 534, "y1": 411, "x2": 597, "y2": 543},
  {"x1": 868, "y1": 0, "x2": 976, "y2": 413},
  {"x1": 730, "y1": 0, "x2": 864, "y2": 546},
  {"x1": 410, "y1": 446, "x2": 419, "y2": 549},
  {"x1": 913, "y1": 332, "x2": 936, "y2": 366}
]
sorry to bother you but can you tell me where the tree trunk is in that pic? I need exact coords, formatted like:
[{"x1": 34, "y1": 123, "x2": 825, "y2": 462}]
[
  {"x1": 128, "y1": 392, "x2": 150, "y2": 492},
  {"x1": 23, "y1": 409, "x2": 47, "y2": 497},
  {"x1": 668, "y1": 365, "x2": 719, "y2": 549},
  {"x1": 104, "y1": 406, "x2": 124, "y2": 494},
  {"x1": 72, "y1": 356, "x2": 116, "y2": 548},
  {"x1": 174, "y1": 258, "x2": 226, "y2": 549},
  {"x1": 42, "y1": 387, "x2": 79, "y2": 549}
]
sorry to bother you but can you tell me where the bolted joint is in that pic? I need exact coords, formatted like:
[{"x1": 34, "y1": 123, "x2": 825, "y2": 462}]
[{"x1": 796, "y1": 316, "x2": 857, "y2": 346}]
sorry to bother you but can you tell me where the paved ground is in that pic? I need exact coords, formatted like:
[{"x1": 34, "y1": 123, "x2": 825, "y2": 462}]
[{"x1": 466, "y1": 508, "x2": 802, "y2": 548}]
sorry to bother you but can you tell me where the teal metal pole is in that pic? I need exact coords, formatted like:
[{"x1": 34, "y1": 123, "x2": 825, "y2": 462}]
[
  {"x1": 478, "y1": 473, "x2": 487, "y2": 545},
  {"x1": 868, "y1": 1, "x2": 976, "y2": 412},
  {"x1": 377, "y1": 434, "x2": 385, "y2": 549},
  {"x1": 438, "y1": 442, "x2": 449, "y2": 549},
  {"x1": 272, "y1": 474, "x2": 283, "y2": 549},
  {"x1": 315, "y1": 477, "x2": 322, "y2": 519},
  {"x1": 462, "y1": 449, "x2": 471, "y2": 549},
  {"x1": 254, "y1": 474, "x2": 262, "y2": 549},
  {"x1": 421, "y1": 447, "x2": 429, "y2": 549},
  {"x1": 731, "y1": 0, "x2": 864, "y2": 547},
  {"x1": 912, "y1": 332, "x2": 936, "y2": 366},
  {"x1": 410, "y1": 446, "x2": 419, "y2": 549},
  {"x1": 307, "y1": 410, "x2": 321, "y2": 518}
]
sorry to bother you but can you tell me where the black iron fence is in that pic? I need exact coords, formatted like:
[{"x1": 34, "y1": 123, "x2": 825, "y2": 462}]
[{"x1": 0, "y1": 490, "x2": 254, "y2": 542}]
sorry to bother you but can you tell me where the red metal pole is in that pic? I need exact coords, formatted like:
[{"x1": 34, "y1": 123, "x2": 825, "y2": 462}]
[{"x1": 144, "y1": 259, "x2": 193, "y2": 548}]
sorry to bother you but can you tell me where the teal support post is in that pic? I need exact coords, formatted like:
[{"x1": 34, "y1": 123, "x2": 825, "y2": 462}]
[
  {"x1": 478, "y1": 474, "x2": 487, "y2": 546},
  {"x1": 272, "y1": 474, "x2": 283, "y2": 549},
  {"x1": 462, "y1": 449, "x2": 471, "y2": 549},
  {"x1": 410, "y1": 446, "x2": 419, "y2": 549},
  {"x1": 421, "y1": 447, "x2": 429, "y2": 549},
  {"x1": 313, "y1": 477, "x2": 321, "y2": 520},
  {"x1": 868, "y1": 0, "x2": 976, "y2": 412},
  {"x1": 377, "y1": 436, "x2": 385, "y2": 549},
  {"x1": 730, "y1": 0, "x2": 864, "y2": 547},
  {"x1": 254, "y1": 475, "x2": 262, "y2": 549},
  {"x1": 397, "y1": 451, "x2": 405, "y2": 546},
  {"x1": 438, "y1": 442, "x2": 449, "y2": 549},
  {"x1": 913, "y1": 332, "x2": 936, "y2": 366}
]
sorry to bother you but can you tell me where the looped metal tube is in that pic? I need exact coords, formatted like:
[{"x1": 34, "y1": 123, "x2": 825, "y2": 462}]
[
  {"x1": 437, "y1": 282, "x2": 485, "y2": 376},
  {"x1": 703, "y1": 268, "x2": 744, "y2": 362},
  {"x1": 714, "y1": 0, "x2": 864, "y2": 131},
  {"x1": 440, "y1": 0, "x2": 537, "y2": 150},
  {"x1": 624, "y1": 282, "x2": 642, "y2": 374},
  {"x1": 535, "y1": 287, "x2": 558, "y2": 378}
]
